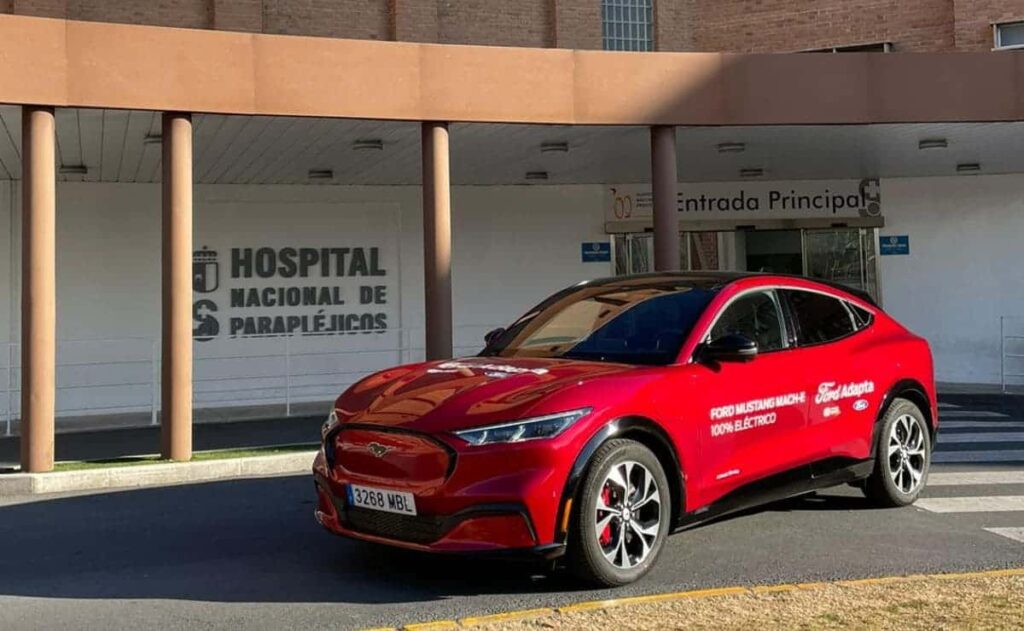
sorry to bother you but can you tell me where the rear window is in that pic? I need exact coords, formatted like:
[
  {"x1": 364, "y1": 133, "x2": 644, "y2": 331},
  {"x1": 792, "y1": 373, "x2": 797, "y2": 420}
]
[{"x1": 782, "y1": 289, "x2": 856, "y2": 346}]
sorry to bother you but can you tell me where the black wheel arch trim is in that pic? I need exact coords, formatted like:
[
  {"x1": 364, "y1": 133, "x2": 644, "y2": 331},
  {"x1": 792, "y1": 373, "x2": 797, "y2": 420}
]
[
  {"x1": 870, "y1": 378, "x2": 936, "y2": 460},
  {"x1": 556, "y1": 416, "x2": 686, "y2": 543}
]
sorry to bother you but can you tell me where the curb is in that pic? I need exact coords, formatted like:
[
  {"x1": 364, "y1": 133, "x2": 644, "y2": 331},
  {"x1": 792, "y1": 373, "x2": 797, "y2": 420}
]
[
  {"x1": 372, "y1": 567, "x2": 1024, "y2": 631},
  {"x1": 0, "y1": 451, "x2": 316, "y2": 497}
]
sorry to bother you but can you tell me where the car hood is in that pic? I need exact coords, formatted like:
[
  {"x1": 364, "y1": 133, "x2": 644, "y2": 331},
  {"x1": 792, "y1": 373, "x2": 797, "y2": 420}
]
[{"x1": 334, "y1": 356, "x2": 636, "y2": 433}]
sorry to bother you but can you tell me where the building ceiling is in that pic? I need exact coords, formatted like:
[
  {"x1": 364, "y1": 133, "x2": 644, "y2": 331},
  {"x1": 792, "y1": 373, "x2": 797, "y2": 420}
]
[{"x1": 0, "y1": 106, "x2": 1022, "y2": 185}]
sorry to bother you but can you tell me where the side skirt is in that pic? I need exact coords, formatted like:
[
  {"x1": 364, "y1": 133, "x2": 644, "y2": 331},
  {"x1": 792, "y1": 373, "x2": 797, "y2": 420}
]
[{"x1": 673, "y1": 457, "x2": 875, "y2": 532}]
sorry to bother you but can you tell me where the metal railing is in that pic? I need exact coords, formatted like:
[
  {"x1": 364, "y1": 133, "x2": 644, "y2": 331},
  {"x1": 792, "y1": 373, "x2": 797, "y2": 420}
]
[
  {"x1": 1001, "y1": 316, "x2": 1024, "y2": 393},
  {"x1": 0, "y1": 323, "x2": 502, "y2": 435}
]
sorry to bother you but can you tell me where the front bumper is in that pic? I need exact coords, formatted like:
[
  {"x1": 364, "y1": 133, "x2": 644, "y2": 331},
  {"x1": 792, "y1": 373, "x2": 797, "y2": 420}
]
[
  {"x1": 312, "y1": 424, "x2": 577, "y2": 555},
  {"x1": 313, "y1": 473, "x2": 564, "y2": 558}
]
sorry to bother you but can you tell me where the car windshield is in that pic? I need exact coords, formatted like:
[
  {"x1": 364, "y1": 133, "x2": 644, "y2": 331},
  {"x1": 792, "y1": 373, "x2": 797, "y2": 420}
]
[{"x1": 482, "y1": 279, "x2": 718, "y2": 365}]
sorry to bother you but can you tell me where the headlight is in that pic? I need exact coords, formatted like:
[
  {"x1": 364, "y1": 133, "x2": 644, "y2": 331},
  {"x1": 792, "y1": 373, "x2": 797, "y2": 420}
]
[
  {"x1": 321, "y1": 409, "x2": 339, "y2": 440},
  {"x1": 454, "y1": 408, "x2": 591, "y2": 446}
]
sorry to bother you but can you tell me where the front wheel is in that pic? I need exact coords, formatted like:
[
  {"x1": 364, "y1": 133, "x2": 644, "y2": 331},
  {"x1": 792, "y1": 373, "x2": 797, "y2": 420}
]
[
  {"x1": 862, "y1": 398, "x2": 931, "y2": 507},
  {"x1": 566, "y1": 439, "x2": 671, "y2": 586}
]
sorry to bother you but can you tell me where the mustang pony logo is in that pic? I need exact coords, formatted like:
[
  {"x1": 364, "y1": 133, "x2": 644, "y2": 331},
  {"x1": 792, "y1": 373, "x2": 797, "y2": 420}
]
[{"x1": 367, "y1": 442, "x2": 390, "y2": 458}]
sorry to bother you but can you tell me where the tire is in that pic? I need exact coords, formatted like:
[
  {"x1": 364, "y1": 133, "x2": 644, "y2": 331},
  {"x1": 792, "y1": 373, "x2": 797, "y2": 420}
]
[
  {"x1": 862, "y1": 398, "x2": 931, "y2": 507},
  {"x1": 566, "y1": 438, "x2": 672, "y2": 586}
]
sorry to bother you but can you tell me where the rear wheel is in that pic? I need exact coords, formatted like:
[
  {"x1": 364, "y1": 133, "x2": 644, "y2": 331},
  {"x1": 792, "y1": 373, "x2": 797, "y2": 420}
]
[
  {"x1": 862, "y1": 398, "x2": 931, "y2": 507},
  {"x1": 566, "y1": 439, "x2": 671, "y2": 586}
]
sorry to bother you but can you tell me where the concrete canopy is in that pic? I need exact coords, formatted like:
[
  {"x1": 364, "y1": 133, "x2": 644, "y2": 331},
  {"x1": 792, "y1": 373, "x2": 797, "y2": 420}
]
[
  {"x1": 0, "y1": 107, "x2": 1022, "y2": 185},
  {"x1": 0, "y1": 15, "x2": 1023, "y2": 127}
]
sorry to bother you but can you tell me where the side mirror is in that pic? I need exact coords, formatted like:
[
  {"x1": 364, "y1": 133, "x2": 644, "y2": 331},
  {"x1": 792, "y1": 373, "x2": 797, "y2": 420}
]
[
  {"x1": 701, "y1": 333, "x2": 758, "y2": 363},
  {"x1": 484, "y1": 327, "x2": 506, "y2": 347}
]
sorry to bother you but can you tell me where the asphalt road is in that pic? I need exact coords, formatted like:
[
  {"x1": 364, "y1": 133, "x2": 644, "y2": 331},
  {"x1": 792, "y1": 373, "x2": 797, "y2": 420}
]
[{"x1": 1, "y1": 395, "x2": 1023, "y2": 631}]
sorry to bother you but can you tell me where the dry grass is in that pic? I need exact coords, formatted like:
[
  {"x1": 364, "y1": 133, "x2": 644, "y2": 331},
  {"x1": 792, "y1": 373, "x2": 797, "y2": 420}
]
[{"x1": 481, "y1": 574, "x2": 1024, "y2": 631}]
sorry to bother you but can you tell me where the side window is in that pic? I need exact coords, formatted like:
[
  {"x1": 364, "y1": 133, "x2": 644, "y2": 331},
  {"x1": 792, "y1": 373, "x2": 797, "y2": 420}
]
[
  {"x1": 848, "y1": 303, "x2": 874, "y2": 329},
  {"x1": 709, "y1": 291, "x2": 787, "y2": 352},
  {"x1": 782, "y1": 289, "x2": 856, "y2": 345}
]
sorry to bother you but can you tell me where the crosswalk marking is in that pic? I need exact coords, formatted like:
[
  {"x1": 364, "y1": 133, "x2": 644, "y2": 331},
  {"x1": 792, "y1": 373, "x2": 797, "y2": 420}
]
[
  {"x1": 923, "y1": 400, "x2": 1024, "y2": 547},
  {"x1": 927, "y1": 471, "x2": 1024, "y2": 486},
  {"x1": 937, "y1": 432, "x2": 1024, "y2": 444},
  {"x1": 985, "y1": 527, "x2": 1024, "y2": 543},
  {"x1": 917, "y1": 496, "x2": 1024, "y2": 513},
  {"x1": 932, "y1": 450, "x2": 1024, "y2": 463},
  {"x1": 939, "y1": 410, "x2": 1009, "y2": 419},
  {"x1": 940, "y1": 421, "x2": 1024, "y2": 430}
]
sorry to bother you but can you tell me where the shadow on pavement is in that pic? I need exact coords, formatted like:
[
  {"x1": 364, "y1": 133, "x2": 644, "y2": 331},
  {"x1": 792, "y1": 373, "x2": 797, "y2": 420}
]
[
  {"x1": 0, "y1": 474, "x2": 584, "y2": 605},
  {"x1": 0, "y1": 474, "x2": 891, "y2": 606}
]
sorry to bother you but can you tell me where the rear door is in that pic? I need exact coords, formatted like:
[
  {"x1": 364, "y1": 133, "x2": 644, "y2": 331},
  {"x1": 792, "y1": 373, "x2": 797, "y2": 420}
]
[
  {"x1": 691, "y1": 288, "x2": 809, "y2": 507},
  {"x1": 780, "y1": 288, "x2": 880, "y2": 463}
]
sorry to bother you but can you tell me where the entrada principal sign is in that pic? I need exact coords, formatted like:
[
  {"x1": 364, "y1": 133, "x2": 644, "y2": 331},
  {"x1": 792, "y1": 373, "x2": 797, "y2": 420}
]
[{"x1": 607, "y1": 178, "x2": 881, "y2": 222}]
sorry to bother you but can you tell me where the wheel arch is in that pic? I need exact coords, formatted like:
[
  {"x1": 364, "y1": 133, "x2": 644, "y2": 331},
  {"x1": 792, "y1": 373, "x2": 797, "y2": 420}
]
[
  {"x1": 871, "y1": 378, "x2": 936, "y2": 459},
  {"x1": 557, "y1": 416, "x2": 686, "y2": 542}
]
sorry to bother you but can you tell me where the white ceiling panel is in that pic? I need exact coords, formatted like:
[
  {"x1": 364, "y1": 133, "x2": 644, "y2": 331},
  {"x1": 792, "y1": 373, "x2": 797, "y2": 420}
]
[{"x1": 1, "y1": 105, "x2": 1024, "y2": 185}]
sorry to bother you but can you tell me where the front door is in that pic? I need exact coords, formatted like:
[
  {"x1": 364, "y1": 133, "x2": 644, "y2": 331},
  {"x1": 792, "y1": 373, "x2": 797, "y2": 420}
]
[{"x1": 690, "y1": 289, "x2": 809, "y2": 507}]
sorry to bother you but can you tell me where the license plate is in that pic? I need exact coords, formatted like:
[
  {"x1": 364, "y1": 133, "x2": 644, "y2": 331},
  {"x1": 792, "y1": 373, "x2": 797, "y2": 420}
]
[{"x1": 346, "y1": 483, "x2": 417, "y2": 516}]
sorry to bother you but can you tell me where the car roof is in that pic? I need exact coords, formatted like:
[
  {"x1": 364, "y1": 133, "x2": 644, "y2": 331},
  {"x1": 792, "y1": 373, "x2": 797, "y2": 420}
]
[{"x1": 583, "y1": 271, "x2": 877, "y2": 306}]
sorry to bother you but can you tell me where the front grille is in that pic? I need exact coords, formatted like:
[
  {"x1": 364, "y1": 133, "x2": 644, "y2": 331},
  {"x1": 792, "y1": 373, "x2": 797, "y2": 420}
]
[
  {"x1": 332, "y1": 426, "x2": 455, "y2": 488},
  {"x1": 343, "y1": 507, "x2": 447, "y2": 544}
]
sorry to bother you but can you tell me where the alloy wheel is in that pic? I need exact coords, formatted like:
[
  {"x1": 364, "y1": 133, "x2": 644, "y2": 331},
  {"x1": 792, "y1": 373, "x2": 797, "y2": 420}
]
[
  {"x1": 595, "y1": 460, "x2": 662, "y2": 569},
  {"x1": 888, "y1": 413, "x2": 927, "y2": 494}
]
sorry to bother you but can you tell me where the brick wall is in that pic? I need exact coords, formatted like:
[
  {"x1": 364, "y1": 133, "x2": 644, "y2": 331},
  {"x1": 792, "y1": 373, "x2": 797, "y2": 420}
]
[
  {"x1": 391, "y1": 0, "x2": 438, "y2": 42},
  {"x1": 438, "y1": 0, "x2": 552, "y2": 47},
  {"x1": 11, "y1": 0, "x2": 67, "y2": 18},
  {"x1": 953, "y1": 0, "x2": 1024, "y2": 50},
  {"x1": 262, "y1": 0, "x2": 390, "y2": 39},
  {"x1": 553, "y1": 0, "x2": 601, "y2": 49},
  {"x1": 71, "y1": 0, "x2": 212, "y2": 29},
  {"x1": 4, "y1": 0, "x2": 1024, "y2": 53},
  {"x1": 213, "y1": 0, "x2": 262, "y2": 32},
  {"x1": 688, "y1": 0, "x2": 956, "y2": 52},
  {"x1": 655, "y1": 0, "x2": 696, "y2": 52}
]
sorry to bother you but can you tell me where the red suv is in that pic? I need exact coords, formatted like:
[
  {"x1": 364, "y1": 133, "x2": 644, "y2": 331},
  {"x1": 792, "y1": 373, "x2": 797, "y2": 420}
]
[{"x1": 313, "y1": 272, "x2": 937, "y2": 586}]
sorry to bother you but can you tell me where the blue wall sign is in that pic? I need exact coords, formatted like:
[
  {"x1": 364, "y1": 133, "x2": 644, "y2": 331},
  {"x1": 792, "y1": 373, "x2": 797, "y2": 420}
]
[
  {"x1": 581, "y1": 242, "x2": 611, "y2": 263},
  {"x1": 880, "y1": 235, "x2": 910, "y2": 256}
]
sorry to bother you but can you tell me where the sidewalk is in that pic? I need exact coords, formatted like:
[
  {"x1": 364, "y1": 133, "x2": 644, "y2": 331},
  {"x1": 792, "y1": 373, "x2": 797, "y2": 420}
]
[{"x1": 0, "y1": 415, "x2": 322, "y2": 469}]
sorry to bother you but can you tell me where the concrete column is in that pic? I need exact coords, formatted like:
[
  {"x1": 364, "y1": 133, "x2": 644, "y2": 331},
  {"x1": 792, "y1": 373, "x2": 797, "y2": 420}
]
[
  {"x1": 421, "y1": 122, "x2": 453, "y2": 361},
  {"x1": 161, "y1": 112, "x2": 193, "y2": 461},
  {"x1": 651, "y1": 125, "x2": 680, "y2": 271},
  {"x1": 20, "y1": 106, "x2": 56, "y2": 473}
]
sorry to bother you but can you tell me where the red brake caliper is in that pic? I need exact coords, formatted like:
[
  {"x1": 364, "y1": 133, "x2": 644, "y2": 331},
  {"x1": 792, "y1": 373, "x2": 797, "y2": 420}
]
[{"x1": 599, "y1": 485, "x2": 613, "y2": 546}]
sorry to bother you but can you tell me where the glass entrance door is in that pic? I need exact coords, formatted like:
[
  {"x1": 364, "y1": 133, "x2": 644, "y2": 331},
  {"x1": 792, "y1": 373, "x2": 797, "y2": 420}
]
[
  {"x1": 613, "y1": 233, "x2": 654, "y2": 275},
  {"x1": 612, "y1": 233, "x2": 722, "y2": 275},
  {"x1": 803, "y1": 228, "x2": 878, "y2": 301},
  {"x1": 611, "y1": 228, "x2": 877, "y2": 302}
]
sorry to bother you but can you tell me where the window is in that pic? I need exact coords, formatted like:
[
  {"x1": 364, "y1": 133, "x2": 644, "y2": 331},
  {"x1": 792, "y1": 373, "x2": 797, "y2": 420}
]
[
  {"x1": 849, "y1": 303, "x2": 874, "y2": 329},
  {"x1": 602, "y1": 0, "x2": 654, "y2": 52},
  {"x1": 710, "y1": 291, "x2": 787, "y2": 352},
  {"x1": 782, "y1": 290, "x2": 856, "y2": 346},
  {"x1": 485, "y1": 280, "x2": 718, "y2": 365},
  {"x1": 803, "y1": 42, "x2": 892, "y2": 53},
  {"x1": 995, "y1": 21, "x2": 1024, "y2": 50}
]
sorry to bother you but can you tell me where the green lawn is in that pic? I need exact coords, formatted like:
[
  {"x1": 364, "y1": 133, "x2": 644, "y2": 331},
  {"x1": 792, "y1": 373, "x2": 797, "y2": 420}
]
[{"x1": 49, "y1": 443, "x2": 318, "y2": 472}]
